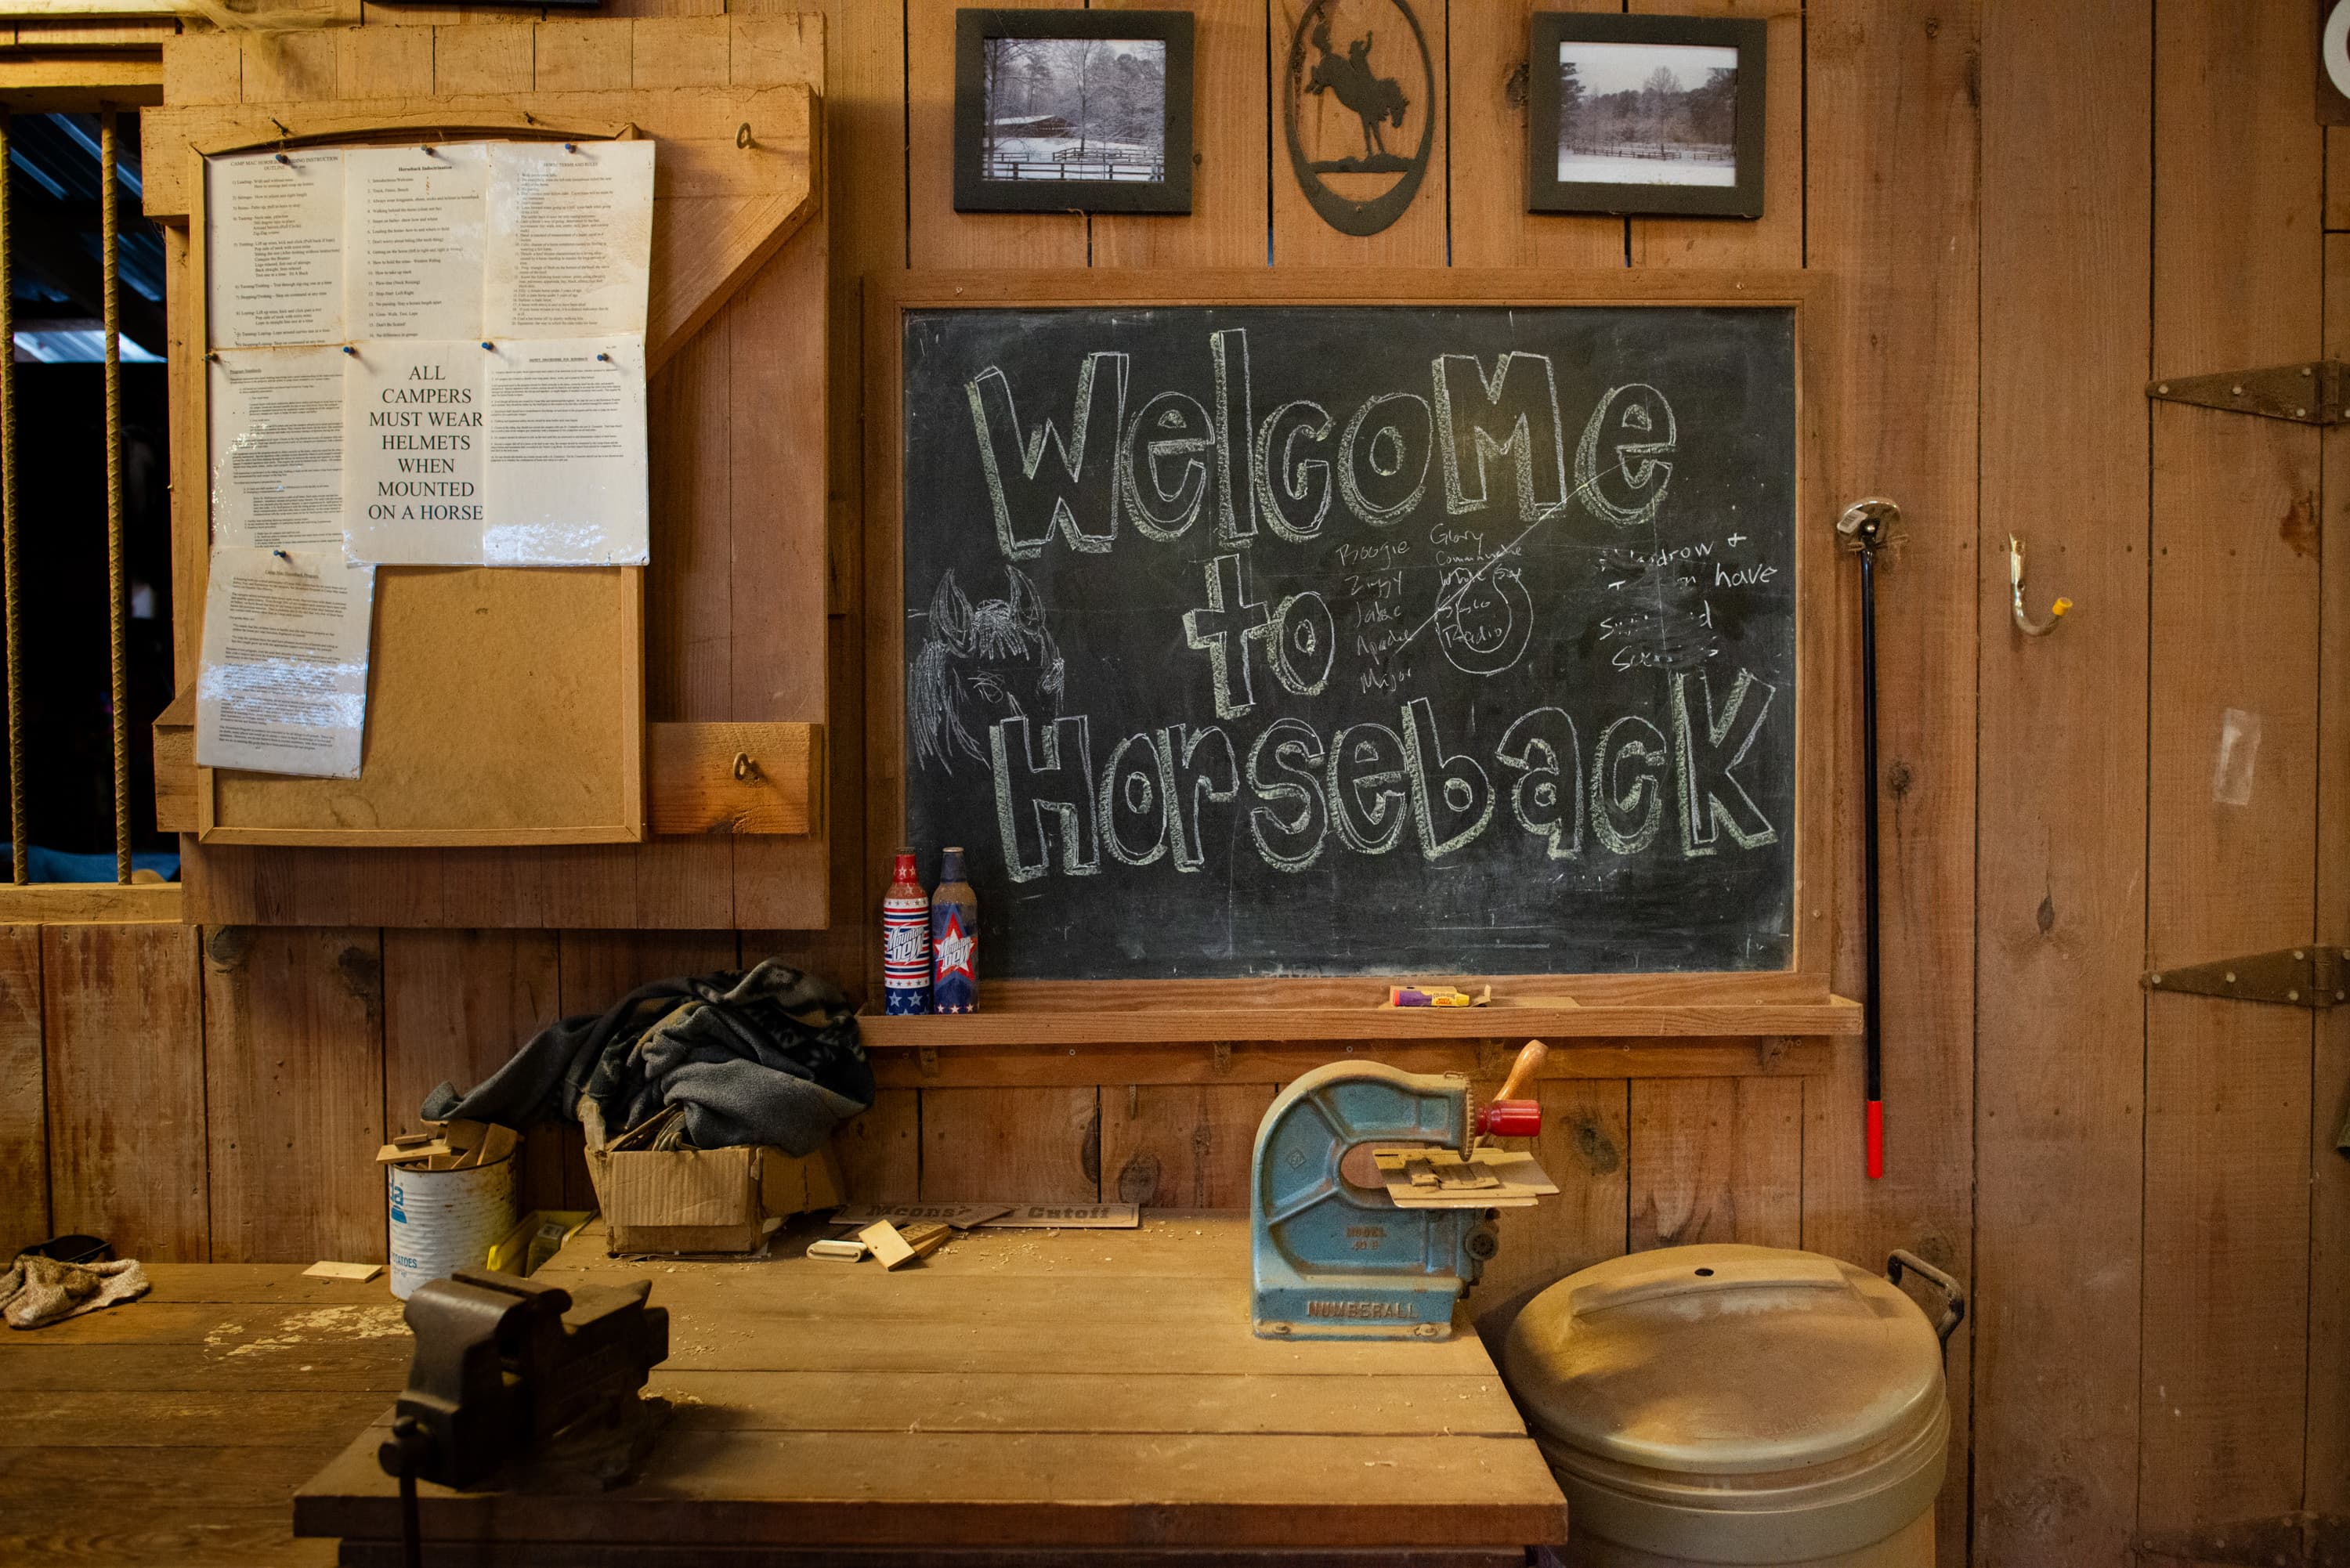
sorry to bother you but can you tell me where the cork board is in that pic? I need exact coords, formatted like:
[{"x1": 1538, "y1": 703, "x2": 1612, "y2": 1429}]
[{"x1": 199, "y1": 565, "x2": 644, "y2": 846}]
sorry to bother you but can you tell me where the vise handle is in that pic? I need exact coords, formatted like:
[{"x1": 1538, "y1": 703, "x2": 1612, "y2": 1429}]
[{"x1": 1477, "y1": 1039, "x2": 1548, "y2": 1137}]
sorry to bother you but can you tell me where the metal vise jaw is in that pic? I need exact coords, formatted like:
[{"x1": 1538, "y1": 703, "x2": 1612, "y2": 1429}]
[
  {"x1": 1251, "y1": 1060, "x2": 1502, "y2": 1341},
  {"x1": 378, "y1": 1267, "x2": 669, "y2": 1490}
]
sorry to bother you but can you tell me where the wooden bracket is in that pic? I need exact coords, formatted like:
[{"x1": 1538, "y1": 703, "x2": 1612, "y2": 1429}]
[
  {"x1": 2145, "y1": 945, "x2": 2348, "y2": 1008},
  {"x1": 2147, "y1": 361, "x2": 2349, "y2": 424},
  {"x1": 649, "y1": 722, "x2": 822, "y2": 837},
  {"x1": 916, "y1": 1046, "x2": 940, "y2": 1078},
  {"x1": 1213, "y1": 1041, "x2": 1232, "y2": 1075}
]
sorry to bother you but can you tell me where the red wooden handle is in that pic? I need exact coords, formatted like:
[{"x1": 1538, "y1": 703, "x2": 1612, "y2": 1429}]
[{"x1": 1866, "y1": 1100, "x2": 1885, "y2": 1180}]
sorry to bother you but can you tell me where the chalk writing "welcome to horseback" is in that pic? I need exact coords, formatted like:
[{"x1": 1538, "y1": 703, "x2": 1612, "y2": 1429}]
[{"x1": 946, "y1": 326, "x2": 1781, "y2": 882}]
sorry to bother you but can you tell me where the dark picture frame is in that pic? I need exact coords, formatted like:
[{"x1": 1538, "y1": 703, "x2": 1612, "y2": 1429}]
[
  {"x1": 1526, "y1": 13, "x2": 1766, "y2": 219},
  {"x1": 953, "y1": 9, "x2": 1195, "y2": 215}
]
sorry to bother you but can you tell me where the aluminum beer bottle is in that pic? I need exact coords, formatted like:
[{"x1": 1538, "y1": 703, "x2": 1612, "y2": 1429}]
[
  {"x1": 881, "y1": 850, "x2": 931, "y2": 1015},
  {"x1": 930, "y1": 846, "x2": 979, "y2": 1014}
]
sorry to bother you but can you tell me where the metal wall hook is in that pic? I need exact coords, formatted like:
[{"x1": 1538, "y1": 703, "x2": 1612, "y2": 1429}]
[
  {"x1": 2007, "y1": 535, "x2": 2072, "y2": 637},
  {"x1": 732, "y1": 751, "x2": 756, "y2": 782}
]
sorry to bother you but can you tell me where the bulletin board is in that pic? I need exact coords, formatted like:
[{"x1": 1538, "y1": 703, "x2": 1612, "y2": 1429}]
[
  {"x1": 200, "y1": 565, "x2": 643, "y2": 845},
  {"x1": 156, "y1": 78, "x2": 819, "y2": 848}
]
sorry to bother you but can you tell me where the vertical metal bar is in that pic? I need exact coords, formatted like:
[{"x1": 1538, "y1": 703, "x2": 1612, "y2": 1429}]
[
  {"x1": 102, "y1": 108, "x2": 130, "y2": 883},
  {"x1": 0, "y1": 109, "x2": 24, "y2": 885}
]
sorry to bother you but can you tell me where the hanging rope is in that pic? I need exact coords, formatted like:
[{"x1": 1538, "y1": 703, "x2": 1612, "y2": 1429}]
[
  {"x1": 0, "y1": 110, "x2": 24, "y2": 885},
  {"x1": 103, "y1": 107, "x2": 131, "y2": 885}
]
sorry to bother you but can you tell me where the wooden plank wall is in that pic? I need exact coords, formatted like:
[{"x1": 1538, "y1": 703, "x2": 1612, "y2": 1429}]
[{"x1": 5, "y1": 5, "x2": 2345, "y2": 1567}]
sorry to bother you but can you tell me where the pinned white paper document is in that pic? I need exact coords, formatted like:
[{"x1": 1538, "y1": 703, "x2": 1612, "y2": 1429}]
[
  {"x1": 345, "y1": 144, "x2": 490, "y2": 341},
  {"x1": 484, "y1": 141, "x2": 654, "y2": 338},
  {"x1": 195, "y1": 548, "x2": 376, "y2": 779},
  {"x1": 483, "y1": 335, "x2": 649, "y2": 565},
  {"x1": 207, "y1": 150, "x2": 345, "y2": 349},
  {"x1": 342, "y1": 341, "x2": 487, "y2": 565},
  {"x1": 208, "y1": 345, "x2": 345, "y2": 551}
]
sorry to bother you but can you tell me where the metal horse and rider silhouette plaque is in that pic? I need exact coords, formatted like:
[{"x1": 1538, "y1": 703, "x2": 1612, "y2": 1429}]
[{"x1": 1284, "y1": 0, "x2": 1436, "y2": 237}]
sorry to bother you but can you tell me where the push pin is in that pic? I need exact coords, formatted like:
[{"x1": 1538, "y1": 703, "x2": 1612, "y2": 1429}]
[
  {"x1": 564, "y1": 143, "x2": 579, "y2": 155},
  {"x1": 480, "y1": 341, "x2": 495, "y2": 352},
  {"x1": 273, "y1": 151, "x2": 292, "y2": 165},
  {"x1": 342, "y1": 345, "x2": 358, "y2": 356},
  {"x1": 205, "y1": 350, "x2": 219, "y2": 363},
  {"x1": 595, "y1": 352, "x2": 611, "y2": 363},
  {"x1": 272, "y1": 548, "x2": 291, "y2": 562}
]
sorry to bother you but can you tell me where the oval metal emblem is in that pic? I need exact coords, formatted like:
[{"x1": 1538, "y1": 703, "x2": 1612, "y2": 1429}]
[{"x1": 1282, "y1": 0, "x2": 1436, "y2": 238}]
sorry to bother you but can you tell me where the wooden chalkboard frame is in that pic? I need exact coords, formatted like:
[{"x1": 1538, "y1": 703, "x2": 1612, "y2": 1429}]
[{"x1": 865, "y1": 269, "x2": 1842, "y2": 1039}]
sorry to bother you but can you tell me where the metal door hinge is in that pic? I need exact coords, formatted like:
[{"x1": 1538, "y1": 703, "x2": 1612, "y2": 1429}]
[
  {"x1": 2147, "y1": 362, "x2": 2349, "y2": 423},
  {"x1": 2144, "y1": 945, "x2": 2348, "y2": 1007}
]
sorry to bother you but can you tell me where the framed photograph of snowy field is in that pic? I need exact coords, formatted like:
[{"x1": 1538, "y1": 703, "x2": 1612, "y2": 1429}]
[
  {"x1": 1527, "y1": 13, "x2": 1765, "y2": 219},
  {"x1": 954, "y1": 9, "x2": 1195, "y2": 215}
]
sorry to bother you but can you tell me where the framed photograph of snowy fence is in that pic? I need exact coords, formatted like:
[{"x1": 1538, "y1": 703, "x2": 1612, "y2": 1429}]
[
  {"x1": 954, "y1": 9, "x2": 1196, "y2": 215},
  {"x1": 1526, "y1": 13, "x2": 1766, "y2": 219}
]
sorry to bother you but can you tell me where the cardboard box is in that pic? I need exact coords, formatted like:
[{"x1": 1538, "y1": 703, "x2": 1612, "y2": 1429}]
[{"x1": 587, "y1": 1142, "x2": 844, "y2": 1254}]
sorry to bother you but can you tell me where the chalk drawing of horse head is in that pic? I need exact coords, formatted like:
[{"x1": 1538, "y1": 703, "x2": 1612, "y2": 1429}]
[{"x1": 909, "y1": 565, "x2": 1067, "y2": 771}]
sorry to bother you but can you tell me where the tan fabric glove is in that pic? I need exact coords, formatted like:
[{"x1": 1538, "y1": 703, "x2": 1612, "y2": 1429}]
[{"x1": 0, "y1": 1252, "x2": 150, "y2": 1329}]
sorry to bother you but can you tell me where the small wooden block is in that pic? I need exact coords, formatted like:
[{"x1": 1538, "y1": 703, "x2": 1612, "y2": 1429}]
[
  {"x1": 649, "y1": 721, "x2": 821, "y2": 836},
  {"x1": 858, "y1": 1220, "x2": 919, "y2": 1270},
  {"x1": 900, "y1": 1223, "x2": 950, "y2": 1260},
  {"x1": 302, "y1": 1261, "x2": 385, "y2": 1282}
]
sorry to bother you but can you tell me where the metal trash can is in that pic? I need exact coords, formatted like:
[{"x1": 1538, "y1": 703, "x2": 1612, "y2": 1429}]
[{"x1": 1502, "y1": 1245, "x2": 1961, "y2": 1567}]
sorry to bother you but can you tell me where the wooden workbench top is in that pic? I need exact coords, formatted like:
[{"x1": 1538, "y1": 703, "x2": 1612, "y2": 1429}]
[{"x1": 295, "y1": 1212, "x2": 1567, "y2": 1563}]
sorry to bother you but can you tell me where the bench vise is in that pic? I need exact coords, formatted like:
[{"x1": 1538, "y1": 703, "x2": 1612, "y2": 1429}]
[
  {"x1": 378, "y1": 1267, "x2": 669, "y2": 1491},
  {"x1": 1252, "y1": 1039, "x2": 1558, "y2": 1340}
]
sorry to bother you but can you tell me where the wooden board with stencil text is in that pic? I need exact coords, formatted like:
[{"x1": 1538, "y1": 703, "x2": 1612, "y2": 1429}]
[{"x1": 870, "y1": 270, "x2": 1831, "y2": 988}]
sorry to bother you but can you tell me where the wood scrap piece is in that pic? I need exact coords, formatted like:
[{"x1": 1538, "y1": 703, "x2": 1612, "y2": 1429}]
[
  {"x1": 829, "y1": 1201, "x2": 1011, "y2": 1230},
  {"x1": 859, "y1": 1220, "x2": 918, "y2": 1270},
  {"x1": 900, "y1": 1223, "x2": 950, "y2": 1261},
  {"x1": 976, "y1": 1203, "x2": 1140, "y2": 1230},
  {"x1": 302, "y1": 1261, "x2": 384, "y2": 1282}
]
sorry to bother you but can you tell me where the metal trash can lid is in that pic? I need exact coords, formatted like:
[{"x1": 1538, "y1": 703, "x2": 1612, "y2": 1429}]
[{"x1": 1503, "y1": 1244, "x2": 1946, "y2": 1478}]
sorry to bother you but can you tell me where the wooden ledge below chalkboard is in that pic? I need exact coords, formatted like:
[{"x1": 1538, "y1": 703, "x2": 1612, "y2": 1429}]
[{"x1": 857, "y1": 996, "x2": 1861, "y2": 1050}]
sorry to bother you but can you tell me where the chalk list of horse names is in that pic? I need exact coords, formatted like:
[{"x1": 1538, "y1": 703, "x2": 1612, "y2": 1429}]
[{"x1": 901, "y1": 305, "x2": 1799, "y2": 979}]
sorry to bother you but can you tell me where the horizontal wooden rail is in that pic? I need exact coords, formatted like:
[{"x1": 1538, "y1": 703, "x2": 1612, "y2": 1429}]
[
  {"x1": 858, "y1": 996, "x2": 1860, "y2": 1049},
  {"x1": 866, "y1": 1035, "x2": 1832, "y2": 1089}
]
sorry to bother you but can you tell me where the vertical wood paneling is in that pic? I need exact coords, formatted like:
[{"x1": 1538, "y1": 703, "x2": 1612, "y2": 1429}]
[
  {"x1": 906, "y1": 0, "x2": 1090, "y2": 269},
  {"x1": 1267, "y1": 0, "x2": 1447, "y2": 266},
  {"x1": 728, "y1": 211, "x2": 835, "y2": 929},
  {"x1": 1804, "y1": 5, "x2": 1979, "y2": 1563},
  {"x1": 1446, "y1": 0, "x2": 1624, "y2": 269},
  {"x1": 645, "y1": 307, "x2": 733, "y2": 724},
  {"x1": 43, "y1": 925, "x2": 208, "y2": 1262},
  {"x1": 1480, "y1": 1078, "x2": 1629, "y2": 1309},
  {"x1": 834, "y1": 1088, "x2": 921, "y2": 1203},
  {"x1": 0, "y1": 927, "x2": 44, "y2": 1255},
  {"x1": 1629, "y1": 1077, "x2": 1800, "y2": 1250},
  {"x1": 381, "y1": 929, "x2": 565, "y2": 1211},
  {"x1": 1628, "y1": 0, "x2": 1801, "y2": 270},
  {"x1": 2312, "y1": 235, "x2": 2350, "y2": 1524},
  {"x1": 2140, "y1": 0, "x2": 2323, "y2": 1533},
  {"x1": 1099, "y1": 1083, "x2": 1274, "y2": 1208},
  {"x1": 1973, "y1": 1, "x2": 2151, "y2": 1560},
  {"x1": 920, "y1": 1087, "x2": 1101, "y2": 1202},
  {"x1": 1092, "y1": 0, "x2": 1270, "y2": 269},
  {"x1": 202, "y1": 928, "x2": 385, "y2": 1263}
]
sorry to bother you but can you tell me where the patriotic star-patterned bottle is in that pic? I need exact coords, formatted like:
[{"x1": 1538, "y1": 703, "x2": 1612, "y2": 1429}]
[
  {"x1": 881, "y1": 850, "x2": 931, "y2": 1015},
  {"x1": 930, "y1": 846, "x2": 979, "y2": 1014}
]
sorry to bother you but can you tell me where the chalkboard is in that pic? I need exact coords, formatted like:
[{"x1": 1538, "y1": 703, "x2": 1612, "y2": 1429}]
[{"x1": 895, "y1": 301, "x2": 1800, "y2": 981}]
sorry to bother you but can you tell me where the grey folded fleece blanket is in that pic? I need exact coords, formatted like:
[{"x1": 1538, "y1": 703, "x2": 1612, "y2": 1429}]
[{"x1": 421, "y1": 958, "x2": 872, "y2": 1157}]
